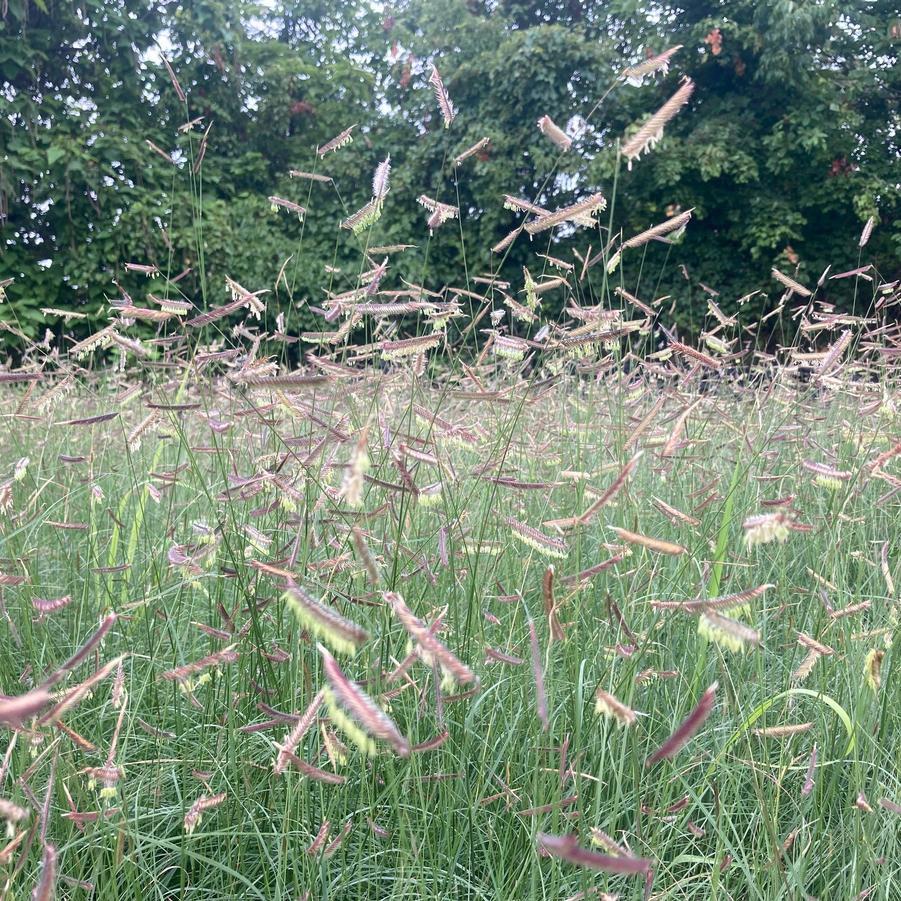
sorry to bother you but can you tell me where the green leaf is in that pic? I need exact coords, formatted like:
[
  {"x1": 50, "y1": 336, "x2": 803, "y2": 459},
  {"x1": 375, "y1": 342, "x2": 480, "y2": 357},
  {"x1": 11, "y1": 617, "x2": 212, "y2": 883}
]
[
  {"x1": 705, "y1": 687, "x2": 857, "y2": 780},
  {"x1": 47, "y1": 145, "x2": 65, "y2": 166}
]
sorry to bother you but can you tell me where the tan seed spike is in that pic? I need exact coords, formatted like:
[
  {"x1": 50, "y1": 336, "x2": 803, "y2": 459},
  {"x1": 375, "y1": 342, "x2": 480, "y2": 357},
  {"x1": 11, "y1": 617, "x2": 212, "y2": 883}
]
[
  {"x1": 620, "y1": 77, "x2": 694, "y2": 168},
  {"x1": 611, "y1": 526, "x2": 685, "y2": 556}
]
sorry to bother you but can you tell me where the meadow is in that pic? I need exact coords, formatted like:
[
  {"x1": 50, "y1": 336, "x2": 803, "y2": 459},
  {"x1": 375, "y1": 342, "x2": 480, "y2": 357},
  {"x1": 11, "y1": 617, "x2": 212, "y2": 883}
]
[{"x1": 1, "y1": 45, "x2": 899, "y2": 901}]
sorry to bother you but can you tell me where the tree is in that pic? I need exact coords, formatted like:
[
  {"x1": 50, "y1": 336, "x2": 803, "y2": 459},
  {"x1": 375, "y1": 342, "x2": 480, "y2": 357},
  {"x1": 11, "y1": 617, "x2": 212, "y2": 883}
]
[
  {"x1": 1, "y1": 0, "x2": 167, "y2": 333},
  {"x1": 2, "y1": 0, "x2": 897, "y2": 349},
  {"x1": 591, "y1": 0, "x2": 900, "y2": 325}
]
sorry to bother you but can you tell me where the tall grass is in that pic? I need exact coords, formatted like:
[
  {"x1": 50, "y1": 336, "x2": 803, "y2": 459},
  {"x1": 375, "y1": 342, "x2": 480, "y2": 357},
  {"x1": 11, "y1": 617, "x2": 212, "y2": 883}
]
[{"x1": 0, "y1": 43, "x2": 899, "y2": 901}]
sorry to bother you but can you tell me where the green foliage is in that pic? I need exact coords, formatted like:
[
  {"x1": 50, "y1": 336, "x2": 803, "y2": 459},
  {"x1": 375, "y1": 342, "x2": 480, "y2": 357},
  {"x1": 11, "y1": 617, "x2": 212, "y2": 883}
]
[
  {"x1": 1, "y1": 0, "x2": 898, "y2": 343},
  {"x1": 599, "y1": 0, "x2": 901, "y2": 323}
]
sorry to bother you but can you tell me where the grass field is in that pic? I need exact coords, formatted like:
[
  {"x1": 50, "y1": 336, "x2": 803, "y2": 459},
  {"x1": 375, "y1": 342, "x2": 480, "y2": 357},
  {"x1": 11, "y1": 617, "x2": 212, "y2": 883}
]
[
  {"x1": 1, "y1": 41, "x2": 899, "y2": 901},
  {"x1": 0, "y1": 358, "x2": 899, "y2": 900}
]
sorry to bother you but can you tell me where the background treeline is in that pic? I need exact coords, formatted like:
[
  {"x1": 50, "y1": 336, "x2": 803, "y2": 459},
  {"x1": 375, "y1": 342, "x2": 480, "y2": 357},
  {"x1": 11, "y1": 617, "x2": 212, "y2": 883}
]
[{"x1": 1, "y1": 0, "x2": 899, "y2": 341}]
